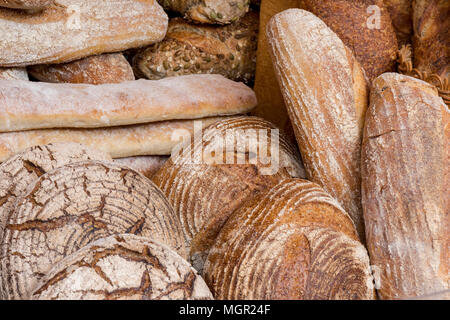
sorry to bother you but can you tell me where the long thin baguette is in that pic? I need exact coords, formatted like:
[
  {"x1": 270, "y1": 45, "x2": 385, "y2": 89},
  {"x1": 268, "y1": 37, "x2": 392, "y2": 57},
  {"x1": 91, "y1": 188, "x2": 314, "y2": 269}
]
[
  {"x1": 0, "y1": 117, "x2": 227, "y2": 162},
  {"x1": 0, "y1": 75, "x2": 256, "y2": 132}
]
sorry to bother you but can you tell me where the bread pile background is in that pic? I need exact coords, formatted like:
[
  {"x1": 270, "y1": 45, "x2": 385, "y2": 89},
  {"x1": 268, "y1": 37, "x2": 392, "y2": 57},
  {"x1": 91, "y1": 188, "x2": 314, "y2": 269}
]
[{"x1": 0, "y1": 0, "x2": 448, "y2": 300}]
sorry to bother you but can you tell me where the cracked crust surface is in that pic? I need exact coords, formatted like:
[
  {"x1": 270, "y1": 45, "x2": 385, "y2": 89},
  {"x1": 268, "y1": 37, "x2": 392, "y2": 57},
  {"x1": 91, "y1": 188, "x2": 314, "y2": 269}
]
[
  {"x1": 0, "y1": 160, "x2": 186, "y2": 300},
  {"x1": 32, "y1": 234, "x2": 213, "y2": 300}
]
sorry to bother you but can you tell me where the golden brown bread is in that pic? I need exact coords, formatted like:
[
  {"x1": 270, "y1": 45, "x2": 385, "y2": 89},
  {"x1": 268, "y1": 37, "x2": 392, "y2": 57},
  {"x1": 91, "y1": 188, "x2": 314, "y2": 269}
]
[
  {"x1": 28, "y1": 53, "x2": 135, "y2": 84},
  {"x1": 152, "y1": 116, "x2": 305, "y2": 273},
  {"x1": 204, "y1": 179, "x2": 375, "y2": 300},
  {"x1": 132, "y1": 12, "x2": 258, "y2": 84},
  {"x1": 114, "y1": 156, "x2": 169, "y2": 179},
  {"x1": 0, "y1": 0, "x2": 168, "y2": 67},
  {"x1": 0, "y1": 0, "x2": 53, "y2": 9},
  {"x1": 267, "y1": 9, "x2": 369, "y2": 241},
  {"x1": 384, "y1": 0, "x2": 413, "y2": 47},
  {"x1": 362, "y1": 73, "x2": 449, "y2": 300},
  {"x1": 0, "y1": 67, "x2": 28, "y2": 80},
  {"x1": 298, "y1": 0, "x2": 398, "y2": 81}
]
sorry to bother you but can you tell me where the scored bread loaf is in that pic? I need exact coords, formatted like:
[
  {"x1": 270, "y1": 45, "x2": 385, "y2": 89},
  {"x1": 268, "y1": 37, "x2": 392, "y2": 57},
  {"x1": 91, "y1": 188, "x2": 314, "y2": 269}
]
[
  {"x1": 0, "y1": 160, "x2": 186, "y2": 300},
  {"x1": 0, "y1": 67, "x2": 28, "y2": 80},
  {"x1": 114, "y1": 156, "x2": 169, "y2": 179},
  {"x1": 384, "y1": 0, "x2": 413, "y2": 47},
  {"x1": 362, "y1": 73, "x2": 449, "y2": 300},
  {"x1": 28, "y1": 53, "x2": 135, "y2": 85},
  {"x1": 0, "y1": 0, "x2": 53, "y2": 9},
  {"x1": 0, "y1": 75, "x2": 256, "y2": 132},
  {"x1": 32, "y1": 234, "x2": 213, "y2": 300},
  {"x1": 204, "y1": 179, "x2": 375, "y2": 300},
  {"x1": 267, "y1": 9, "x2": 369, "y2": 240},
  {"x1": 0, "y1": 0, "x2": 168, "y2": 67},
  {"x1": 132, "y1": 12, "x2": 258, "y2": 84},
  {"x1": 157, "y1": 0, "x2": 250, "y2": 24},
  {"x1": 152, "y1": 116, "x2": 306, "y2": 273},
  {"x1": 298, "y1": 0, "x2": 398, "y2": 81},
  {"x1": 0, "y1": 117, "x2": 231, "y2": 162}
]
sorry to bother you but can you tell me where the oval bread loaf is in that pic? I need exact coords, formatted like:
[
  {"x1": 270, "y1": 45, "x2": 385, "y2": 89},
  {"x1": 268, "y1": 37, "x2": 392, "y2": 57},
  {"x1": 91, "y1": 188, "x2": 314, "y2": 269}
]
[{"x1": 32, "y1": 234, "x2": 213, "y2": 300}]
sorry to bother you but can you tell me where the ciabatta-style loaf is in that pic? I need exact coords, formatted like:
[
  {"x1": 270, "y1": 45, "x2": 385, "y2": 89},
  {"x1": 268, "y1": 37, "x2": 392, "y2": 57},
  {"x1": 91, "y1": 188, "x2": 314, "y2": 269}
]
[
  {"x1": 267, "y1": 9, "x2": 369, "y2": 240},
  {"x1": 362, "y1": 73, "x2": 449, "y2": 300}
]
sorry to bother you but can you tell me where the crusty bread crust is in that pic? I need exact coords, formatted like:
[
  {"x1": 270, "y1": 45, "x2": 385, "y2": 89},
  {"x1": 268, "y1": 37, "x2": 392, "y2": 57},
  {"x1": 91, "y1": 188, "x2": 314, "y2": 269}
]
[{"x1": 0, "y1": 0, "x2": 53, "y2": 10}]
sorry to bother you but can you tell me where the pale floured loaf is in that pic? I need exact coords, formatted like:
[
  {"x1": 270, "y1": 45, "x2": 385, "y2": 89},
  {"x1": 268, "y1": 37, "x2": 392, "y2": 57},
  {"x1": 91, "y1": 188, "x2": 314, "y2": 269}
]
[
  {"x1": 114, "y1": 156, "x2": 168, "y2": 179},
  {"x1": 0, "y1": 67, "x2": 28, "y2": 80}
]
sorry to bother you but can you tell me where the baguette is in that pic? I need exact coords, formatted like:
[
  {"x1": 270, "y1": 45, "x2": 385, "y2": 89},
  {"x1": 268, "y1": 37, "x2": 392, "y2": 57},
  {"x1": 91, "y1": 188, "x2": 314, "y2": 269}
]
[
  {"x1": 384, "y1": 0, "x2": 413, "y2": 47},
  {"x1": 0, "y1": 0, "x2": 168, "y2": 67},
  {"x1": 28, "y1": 53, "x2": 135, "y2": 85},
  {"x1": 204, "y1": 179, "x2": 375, "y2": 300},
  {"x1": 0, "y1": 0, "x2": 53, "y2": 9},
  {"x1": 0, "y1": 67, "x2": 28, "y2": 80},
  {"x1": 132, "y1": 12, "x2": 258, "y2": 84},
  {"x1": 267, "y1": 9, "x2": 369, "y2": 240},
  {"x1": 362, "y1": 73, "x2": 449, "y2": 300},
  {"x1": 0, "y1": 116, "x2": 228, "y2": 162},
  {"x1": 114, "y1": 156, "x2": 169, "y2": 179},
  {"x1": 0, "y1": 75, "x2": 257, "y2": 132}
]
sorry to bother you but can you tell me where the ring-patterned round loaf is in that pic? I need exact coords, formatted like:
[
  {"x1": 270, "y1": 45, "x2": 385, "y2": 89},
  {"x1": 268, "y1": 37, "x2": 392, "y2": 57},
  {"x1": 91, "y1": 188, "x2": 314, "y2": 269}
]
[
  {"x1": 152, "y1": 116, "x2": 305, "y2": 273},
  {"x1": 0, "y1": 143, "x2": 111, "y2": 241},
  {"x1": 204, "y1": 179, "x2": 375, "y2": 300},
  {"x1": 0, "y1": 161, "x2": 186, "y2": 300},
  {"x1": 32, "y1": 234, "x2": 213, "y2": 300}
]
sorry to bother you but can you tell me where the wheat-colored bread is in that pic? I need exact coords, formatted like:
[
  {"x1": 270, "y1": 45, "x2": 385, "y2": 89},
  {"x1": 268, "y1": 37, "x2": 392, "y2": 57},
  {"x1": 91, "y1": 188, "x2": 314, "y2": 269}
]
[
  {"x1": 114, "y1": 156, "x2": 169, "y2": 179},
  {"x1": 267, "y1": 9, "x2": 369, "y2": 241},
  {"x1": 28, "y1": 53, "x2": 135, "y2": 85},
  {"x1": 132, "y1": 12, "x2": 258, "y2": 84},
  {"x1": 152, "y1": 116, "x2": 305, "y2": 273},
  {"x1": 0, "y1": 75, "x2": 256, "y2": 132},
  {"x1": 204, "y1": 179, "x2": 375, "y2": 300},
  {"x1": 0, "y1": 67, "x2": 28, "y2": 80},
  {"x1": 384, "y1": 0, "x2": 413, "y2": 47},
  {"x1": 0, "y1": 161, "x2": 186, "y2": 300},
  {"x1": 0, "y1": 0, "x2": 168, "y2": 67},
  {"x1": 362, "y1": 73, "x2": 449, "y2": 300},
  {"x1": 157, "y1": 0, "x2": 250, "y2": 24},
  {"x1": 298, "y1": 0, "x2": 398, "y2": 81},
  {"x1": 0, "y1": 0, "x2": 53, "y2": 9},
  {"x1": 0, "y1": 117, "x2": 230, "y2": 162},
  {"x1": 32, "y1": 234, "x2": 213, "y2": 300}
]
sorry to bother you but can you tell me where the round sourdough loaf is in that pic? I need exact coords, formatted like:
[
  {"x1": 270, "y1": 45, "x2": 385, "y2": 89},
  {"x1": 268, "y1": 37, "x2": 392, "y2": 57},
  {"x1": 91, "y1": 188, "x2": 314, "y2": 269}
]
[
  {"x1": 152, "y1": 116, "x2": 305, "y2": 273},
  {"x1": 0, "y1": 161, "x2": 186, "y2": 300},
  {"x1": 204, "y1": 179, "x2": 375, "y2": 300},
  {"x1": 32, "y1": 234, "x2": 213, "y2": 300}
]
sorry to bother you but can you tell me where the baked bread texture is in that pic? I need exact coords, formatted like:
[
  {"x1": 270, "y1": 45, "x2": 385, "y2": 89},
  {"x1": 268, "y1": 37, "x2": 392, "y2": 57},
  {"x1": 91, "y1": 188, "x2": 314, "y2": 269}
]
[
  {"x1": 384, "y1": 0, "x2": 413, "y2": 47},
  {"x1": 0, "y1": 67, "x2": 28, "y2": 80},
  {"x1": 0, "y1": 0, "x2": 53, "y2": 10}
]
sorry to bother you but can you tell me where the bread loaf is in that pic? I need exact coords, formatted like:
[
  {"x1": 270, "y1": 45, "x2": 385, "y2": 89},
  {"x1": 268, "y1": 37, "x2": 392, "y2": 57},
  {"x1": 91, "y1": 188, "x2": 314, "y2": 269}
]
[
  {"x1": 28, "y1": 53, "x2": 135, "y2": 85},
  {"x1": 0, "y1": 0, "x2": 53, "y2": 10},
  {"x1": 0, "y1": 143, "x2": 111, "y2": 242},
  {"x1": 384, "y1": 0, "x2": 413, "y2": 46},
  {"x1": 298, "y1": 0, "x2": 398, "y2": 81},
  {"x1": 0, "y1": 117, "x2": 230, "y2": 162},
  {"x1": 0, "y1": 67, "x2": 28, "y2": 80},
  {"x1": 32, "y1": 234, "x2": 213, "y2": 300},
  {"x1": 152, "y1": 116, "x2": 305, "y2": 273},
  {"x1": 362, "y1": 73, "x2": 449, "y2": 300},
  {"x1": 0, "y1": 75, "x2": 257, "y2": 132},
  {"x1": 157, "y1": 0, "x2": 249, "y2": 24},
  {"x1": 0, "y1": 161, "x2": 186, "y2": 299},
  {"x1": 251, "y1": 0, "x2": 298, "y2": 132},
  {"x1": 0, "y1": 0, "x2": 168, "y2": 67},
  {"x1": 204, "y1": 179, "x2": 375, "y2": 300},
  {"x1": 132, "y1": 12, "x2": 258, "y2": 84},
  {"x1": 114, "y1": 156, "x2": 169, "y2": 179},
  {"x1": 267, "y1": 9, "x2": 369, "y2": 240}
]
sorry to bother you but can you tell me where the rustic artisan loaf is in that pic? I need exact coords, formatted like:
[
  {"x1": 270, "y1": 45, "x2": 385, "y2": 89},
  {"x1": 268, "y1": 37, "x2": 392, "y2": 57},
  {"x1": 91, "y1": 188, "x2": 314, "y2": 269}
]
[
  {"x1": 362, "y1": 73, "x2": 449, "y2": 300},
  {"x1": 298, "y1": 0, "x2": 398, "y2": 81},
  {"x1": 204, "y1": 179, "x2": 375, "y2": 300},
  {"x1": 384, "y1": 0, "x2": 413, "y2": 47},
  {"x1": 0, "y1": 117, "x2": 230, "y2": 162},
  {"x1": 0, "y1": 75, "x2": 256, "y2": 132},
  {"x1": 32, "y1": 234, "x2": 213, "y2": 300},
  {"x1": 267, "y1": 9, "x2": 369, "y2": 240},
  {"x1": 114, "y1": 156, "x2": 169, "y2": 179},
  {"x1": 0, "y1": 161, "x2": 186, "y2": 300},
  {"x1": 251, "y1": 0, "x2": 298, "y2": 132},
  {"x1": 0, "y1": 0, "x2": 168, "y2": 67},
  {"x1": 153, "y1": 116, "x2": 305, "y2": 273},
  {"x1": 0, "y1": 67, "x2": 28, "y2": 80},
  {"x1": 0, "y1": 0, "x2": 53, "y2": 9},
  {"x1": 28, "y1": 53, "x2": 135, "y2": 84},
  {"x1": 0, "y1": 143, "x2": 110, "y2": 242},
  {"x1": 132, "y1": 12, "x2": 258, "y2": 84},
  {"x1": 158, "y1": 0, "x2": 249, "y2": 24}
]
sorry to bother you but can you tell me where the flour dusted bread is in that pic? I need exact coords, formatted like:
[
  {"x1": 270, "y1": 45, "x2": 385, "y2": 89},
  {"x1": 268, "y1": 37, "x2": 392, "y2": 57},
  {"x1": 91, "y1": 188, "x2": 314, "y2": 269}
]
[
  {"x1": 0, "y1": 0, "x2": 168, "y2": 67},
  {"x1": 0, "y1": 67, "x2": 28, "y2": 80},
  {"x1": 28, "y1": 53, "x2": 135, "y2": 84},
  {"x1": 32, "y1": 234, "x2": 213, "y2": 300},
  {"x1": 114, "y1": 156, "x2": 168, "y2": 179},
  {"x1": 0, "y1": 75, "x2": 256, "y2": 132},
  {"x1": 384, "y1": 0, "x2": 413, "y2": 46},
  {"x1": 0, "y1": 161, "x2": 186, "y2": 300},
  {"x1": 204, "y1": 179, "x2": 375, "y2": 300},
  {"x1": 0, "y1": 117, "x2": 230, "y2": 162},
  {"x1": 267, "y1": 9, "x2": 369, "y2": 240},
  {"x1": 362, "y1": 73, "x2": 449, "y2": 300},
  {"x1": 0, "y1": 0, "x2": 53, "y2": 9},
  {"x1": 153, "y1": 116, "x2": 305, "y2": 273}
]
